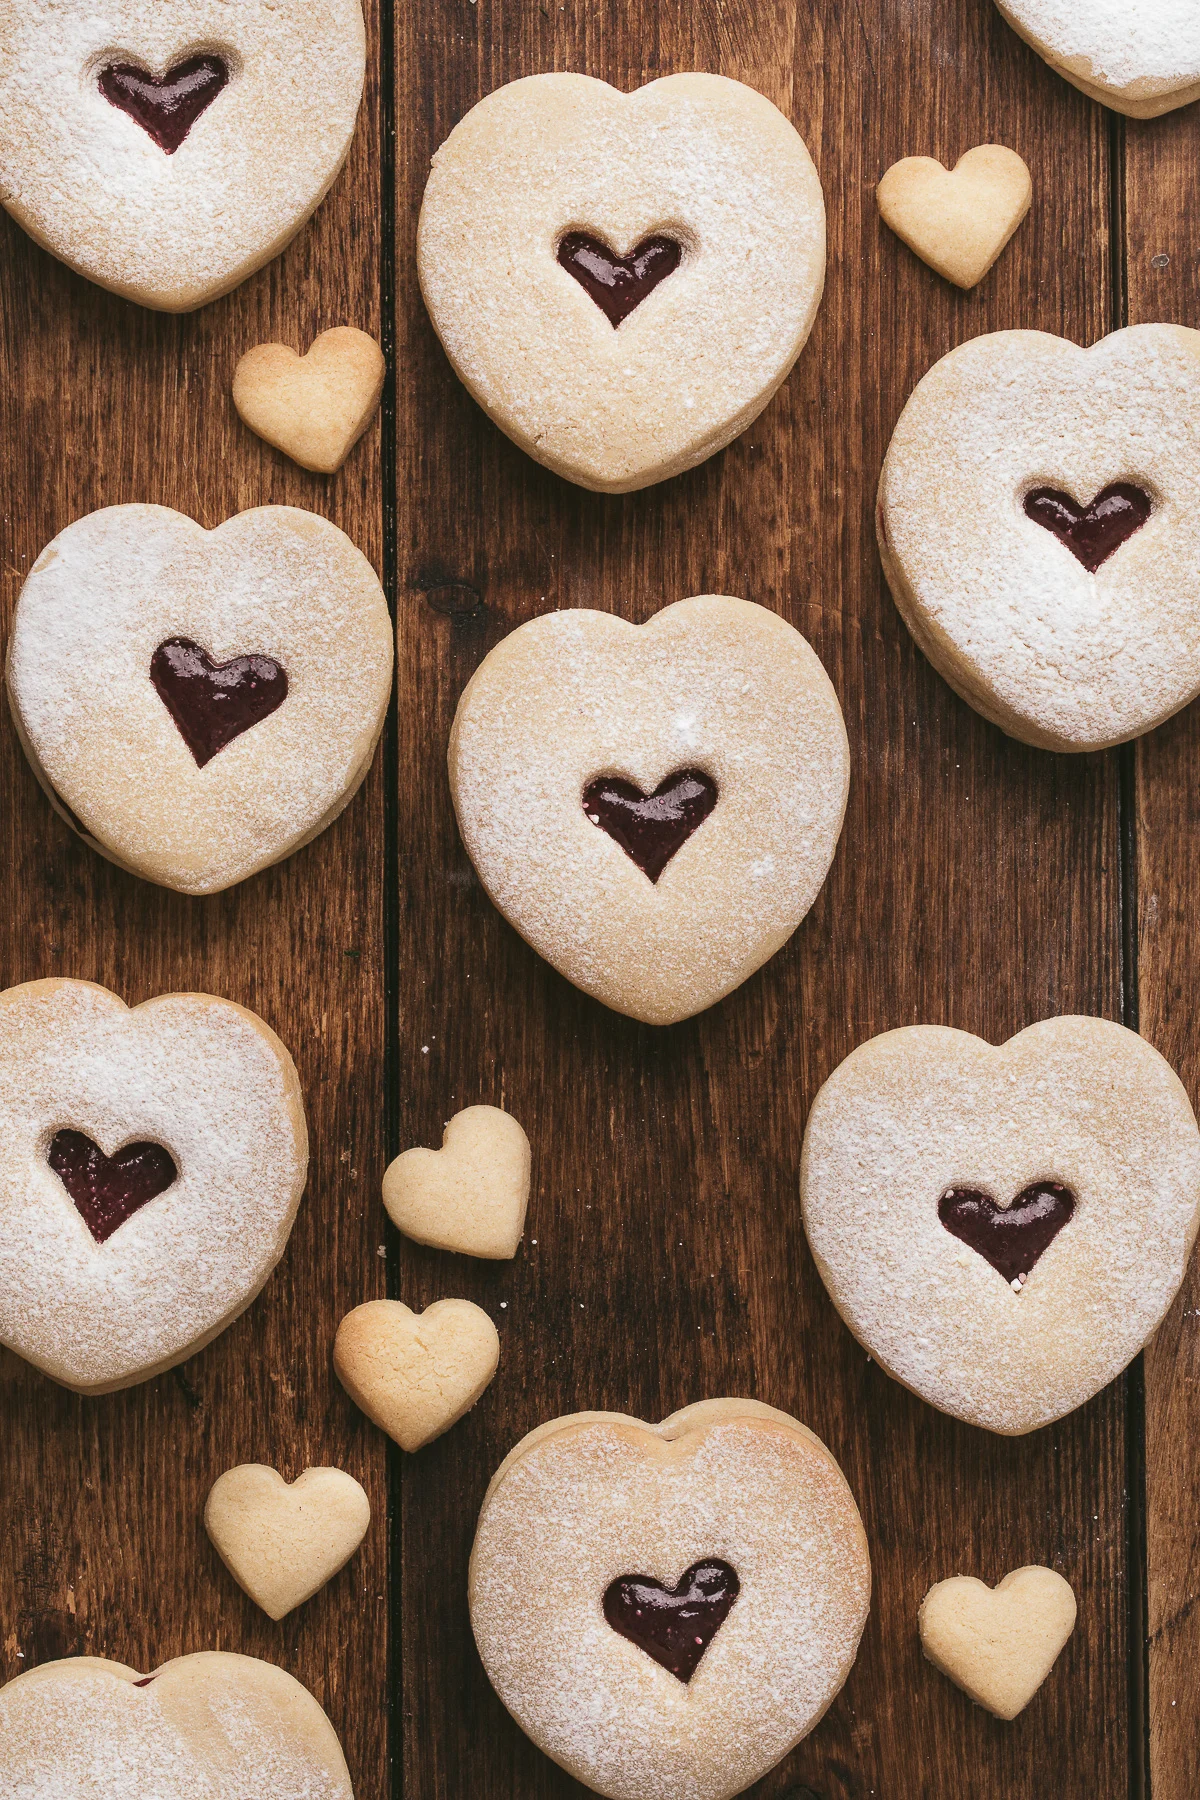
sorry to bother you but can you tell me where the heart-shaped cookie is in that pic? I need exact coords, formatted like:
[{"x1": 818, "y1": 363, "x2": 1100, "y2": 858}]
[
  {"x1": 204, "y1": 1464, "x2": 371, "y2": 1620},
  {"x1": 919, "y1": 1567, "x2": 1077, "y2": 1719},
  {"x1": 0, "y1": 1652, "x2": 353, "y2": 1795},
  {"x1": 0, "y1": 978, "x2": 308, "y2": 1394},
  {"x1": 233, "y1": 328, "x2": 386, "y2": 474},
  {"x1": 0, "y1": 1, "x2": 367, "y2": 310},
  {"x1": 800, "y1": 1016, "x2": 1200, "y2": 1434},
  {"x1": 877, "y1": 325, "x2": 1200, "y2": 750},
  {"x1": 469, "y1": 1400, "x2": 871, "y2": 1800},
  {"x1": 333, "y1": 1298, "x2": 500, "y2": 1451},
  {"x1": 7, "y1": 504, "x2": 393, "y2": 894},
  {"x1": 448, "y1": 596, "x2": 849, "y2": 1025},
  {"x1": 382, "y1": 1106, "x2": 531, "y2": 1259},
  {"x1": 994, "y1": 0, "x2": 1200, "y2": 117},
  {"x1": 418, "y1": 73, "x2": 826, "y2": 492},
  {"x1": 876, "y1": 146, "x2": 1031, "y2": 288}
]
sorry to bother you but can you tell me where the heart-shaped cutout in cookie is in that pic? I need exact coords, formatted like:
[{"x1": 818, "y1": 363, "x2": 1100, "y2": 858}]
[
  {"x1": 604, "y1": 1559, "x2": 741, "y2": 1682},
  {"x1": 150, "y1": 637, "x2": 289, "y2": 769},
  {"x1": 583, "y1": 768, "x2": 718, "y2": 883},
  {"x1": 919, "y1": 1566, "x2": 1077, "y2": 1719},
  {"x1": 334, "y1": 1298, "x2": 500, "y2": 1451},
  {"x1": 233, "y1": 328, "x2": 386, "y2": 474},
  {"x1": 993, "y1": 0, "x2": 1200, "y2": 118},
  {"x1": 938, "y1": 1181, "x2": 1075, "y2": 1287},
  {"x1": 205, "y1": 1464, "x2": 371, "y2": 1620},
  {"x1": 557, "y1": 232, "x2": 683, "y2": 328},
  {"x1": 382, "y1": 1106, "x2": 531, "y2": 1259},
  {"x1": 1024, "y1": 482, "x2": 1152, "y2": 572},
  {"x1": 49, "y1": 1128, "x2": 177, "y2": 1246},
  {"x1": 98, "y1": 55, "x2": 230, "y2": 155},
  {"x1": 877, "y1": 145, "x2": 1031, "y2": 288}
]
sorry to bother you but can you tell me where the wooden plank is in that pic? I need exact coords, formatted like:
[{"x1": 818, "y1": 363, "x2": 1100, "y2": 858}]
[
  {"x1": 394, "y1": 2, "x2": 1126, "y2": 1794},
  {"x1": 0, "y1": 7, "x2": 389, "y2": 1794},
  {"x1": 1124, "y1": 101, "x2": 1200, "y2": 1800}
]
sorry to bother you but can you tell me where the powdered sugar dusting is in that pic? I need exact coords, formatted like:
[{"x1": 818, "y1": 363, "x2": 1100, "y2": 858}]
[{"x1": 998, "y1": 0, "x2": 1200, "y2": 93}]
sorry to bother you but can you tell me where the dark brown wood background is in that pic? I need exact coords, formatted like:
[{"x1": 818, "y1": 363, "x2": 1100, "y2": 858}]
[{"x1": 0, "y1": 0, "x2": 1196, "y2": 1795}]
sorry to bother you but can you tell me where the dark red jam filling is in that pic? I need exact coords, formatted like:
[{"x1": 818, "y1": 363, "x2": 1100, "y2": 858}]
[
  {"x1": 50, "y1": 1129, "x2": 178, "y2": 1245},
  {"x1": 583, "y1": 768, "x2": 717, "y2": 883},
  {"x1": 98, "y1": 55, "x2": 230, "y2": 155},
  {"x1": 939, "y1": 1181, "x2": 1076, "y2": 1286},
  {"x1": 603, "y1": 1559, "x2": 740, "y2": 1682},
  {"x1": 150, "y1": 637, "x2": 288, "y2": 769},
  {"x1": 557, "y1": 232, "x2": 682, "y2": 328},
  {"x1": 1024, "y1": 483, "x2": 1151, "y2": 573}
]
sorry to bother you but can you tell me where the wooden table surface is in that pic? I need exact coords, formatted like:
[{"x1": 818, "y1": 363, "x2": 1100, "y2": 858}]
[{"x1": 1, "y1": 1, "x2": 1198, "y2": 1796}]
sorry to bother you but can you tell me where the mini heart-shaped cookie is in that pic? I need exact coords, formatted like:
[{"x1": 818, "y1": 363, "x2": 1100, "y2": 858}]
[
  {"x1": 7, "y1": 504, "x2": 393, "y2": 894},
  {"x1": 383, "y1": 1106, "x2": 531, "y2": 1260},
  {"x1": 801, "y1": 1016, "x2": 1200, "y2": 1434},
  {"x1": 877, "y1": 146, "x2": 1031, "y2": 288},
  {"x1": 994, "y1": 0, "x2": 1200, "y2": 118},
  {"x1": 0, "y1": 1653, "x2": 353, "y2": 1795},
  {"x1": 449, "y1": 596, "x2": 849, "y2": 1025},
  {"x1": 334, "y1": 1298, "x2": 500, "y2": 1451},
  {"x1": 919, "y1": 1567, "x2": 1077, "y2": 1719},
  {"x1": 205, "y1": 1465, "x2": 371, "y2": 1620},
  {"x1": 233, "y1": 328, "x2": 386, "y2": 474},
  {"x1": 469, "y1": 1400, "x2": 871, "y2": 1800}
]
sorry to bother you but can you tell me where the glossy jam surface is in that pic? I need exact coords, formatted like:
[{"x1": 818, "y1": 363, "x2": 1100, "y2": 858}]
[
  {"x1": 99, "y1": 55, "x2": 229, "y2": 154},
  {"x1": 557, "y1": 232, "x2": 682, "y2": 328},
  {"x1": 151, "y1": 637, "x2": 288, "y2": 769},
  {"x1": 603, "y1": 1559, "x2": 740, "y2": 1682},
  {"x1": 1024, "y1": 483, "x2": 1152, "y2": 573},
  {"x1": 939, "y1": 1181, "x2": 1076, "y2": 1286},
  {"x1": 50, "y1": 1129, "x2": 178, "y2": 1245},
  {"x1": 583, "y1": 768, "x2": 717, "y2": 883}
]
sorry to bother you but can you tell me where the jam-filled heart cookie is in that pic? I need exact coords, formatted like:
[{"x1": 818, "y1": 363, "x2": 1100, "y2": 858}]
[
  {"x1": 0, "y1": 978, "x2": 308, "y2": 1394},
  {"x1": 0, "y1": 1652, "x2": 353, "y2": 1796},
  {"x1": 448, "y1": 596, "x2": 849, "y2": 1025},
  {"x1": 418, "y1": 73, "x2": 826, "y2": 492},
  {"x1": 800, "y1": 1017, "x2": 1200, "y2": 1435},
  {"x1": 0, "y1": 1, "x2": 367, "y2": 311},
  {"x1": 878, "y1": 325, "x2": 1200, "y2": 750},
  {"x1": 7, "y1": 504, "x2": 393, "y2": 894},
  {"x1": 994, "y1": 0, "x2": 1200, "y2": 118},
  {"x1": 469, "y1": 1400, "x2": 871, "y2": 1800}
]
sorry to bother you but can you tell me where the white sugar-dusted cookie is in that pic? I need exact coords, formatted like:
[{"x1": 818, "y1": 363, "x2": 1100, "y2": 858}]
[
  {"x1": 0, "y1": 1, "x2": 366, "y2": 311},
  {"x1": 449, "y1": 597, "x2": 849, "y2": 1026},
  {"x1": 0, "y1": 978, "x2": 308, "y2": 1394},
  {"x1": 418, "y1": 73, "x2": 825, "y2": 492},
  {"x1": 233, "y1": 328, "x2": 385, "y2": 474},
  {"x1": 877, "y1": 147, "x2": 1031, "y2": 289},
  {"x1": 470, "y1": 1400, "x2": 871, "y2": 1800},
  {"x1": 333, "y1": 1298, "x2": 500, "y2": 1451},
  {"x1": 7, "y1": 504, "x2": 393, "y2": 895},
  {"x1": 995, "y1": 0, "x2": 1200, "y2": 117},
  {"x1": 878, "y1": 325, "x2": 1200, "y2": 750},
  {"x1": 800, "y1": 1017, "x2": 1200, "y2": 1435},
  {"x1": 205, "y1": 1465, "x2": 371, "y2": 1620},
  {"x1": 382, "y1": 1106, "x2": 530, "y2": 1260},
  {"x1": 919, "y1": 1566, "x2": 1077, "y2": 1719},
  {"x1": 0, "y1": 1652, "x2": 353, "y2": 1796}
]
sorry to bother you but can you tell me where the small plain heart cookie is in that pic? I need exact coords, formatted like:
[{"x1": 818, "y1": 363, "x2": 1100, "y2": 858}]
[
  {"x1": 877, "y1": 147, "x2": 1031, "y2": 288},
  {"x1": 204, "y1": 1465, "x2": 371, "y2": 1620},
  {"x1": 333, "y1": 1298, "x2": 500, "y2": 1451},
  {"x1": 418, "y1": 73, "x2": 826, "y2": 492},
  {"x1": 382, "y1": 1106, "x2": 530, "y2": 1259},
  {"x1": 919, "y1": 1566, "x2": 1077, "y2": 1719},
  {"x1": 469, "y1": 1399, "x2": 871, "y2": 1800},
  {"x1": 0, "y1": 1, "x2": 366, "y2": 311},
  {"x1": 449, "y1": 597, "x2": 849, "y2": 1025},
  {"x1": 800, "y1": 1017, "x2": 1200, "y2": 1435},
  {"x1": 0, "y1": 978, "x2": 308, "y2": 1394},
  {"x1": 7, "y1": 504, "x2": 393, "y2": 894},
  {"x1": 0, "y1": 1652, "x2": 353, "y2": 1796},
  {"x1": 233, "y1": 328, "x2": 386, "y2": 473},
  {"x1": 994, "y1": 0, "x2": 1200, "y2": 117},
  {"x1": 878, "y1": 325, "x2": 1200, "y2": 750}
]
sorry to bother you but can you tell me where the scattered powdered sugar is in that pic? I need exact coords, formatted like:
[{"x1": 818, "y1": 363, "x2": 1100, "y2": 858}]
[
  {"x1": 0, "y1": 980, "x2": 308, "y2": 1391},
  {"x1": 448, "y1": 597, "x2": 850, "y2": 1026},
  {"x1": 470, "y1": 1413, "x2": 870, "y2": 1800},
  {"x1": 800, "y1": 1017, "x2": 1200, "y2": 1435},
  {"x1": 998, "y1": 0, "x2": 1200, "y2": 92}
]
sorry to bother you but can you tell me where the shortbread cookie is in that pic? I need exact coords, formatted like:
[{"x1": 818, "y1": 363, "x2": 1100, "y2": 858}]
[
  {"x1": 7, "y1": 504, "x2": 393, "y2": 894},
  {"x1": 995, "y1": 0, "x2": 1200, "y2": 117},
  {"x1": 0, "y1": 978, "x2": 308, "y2": 1394},
  {"x1": 418, "y1": 73, "x2": 826, "y2": 492},
  {"x1": 800, "y1": 1017, "x2": 1200, "y2": 1435},
  {"x1": 0, "y1": 1, "x2": 366, "y2": 311},
  {"x1": 877, "y1": 147, "x2": 1031, "y2": 288},
  {"x1": 0, "y1": 1652, "x2": 353, "y2": 1796},
  {"x1": 878, "y1": 325, "x2": 1200, "y2": 750},
  {"x1": 919, "y1": 1567, "x2": 1077, "y2": 1719},
  {"x1": 470, "y1": 1400, "x2": 871, "y2": 1800},
  {"x1": 233, "y1": 329, "x2": 385, "y2": 473},
  {"x1": 449, "y1": 597, "x2": 849, "y2": 1025},
  {"x1": 382, "y1": 1106, "x2": 530, "y2": 1259},
  {"x1": 334, "y1": 1298, "x2": 499, "y2": 1451},
  {"x1": 205, "y1": 1465, "x2": 371, "y2": 1620}
]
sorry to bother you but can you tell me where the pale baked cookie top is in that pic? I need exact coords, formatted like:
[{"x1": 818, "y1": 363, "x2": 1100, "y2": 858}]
[{"x1": 995, "y1": 0, "x2": 1200, "y2": 114}]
